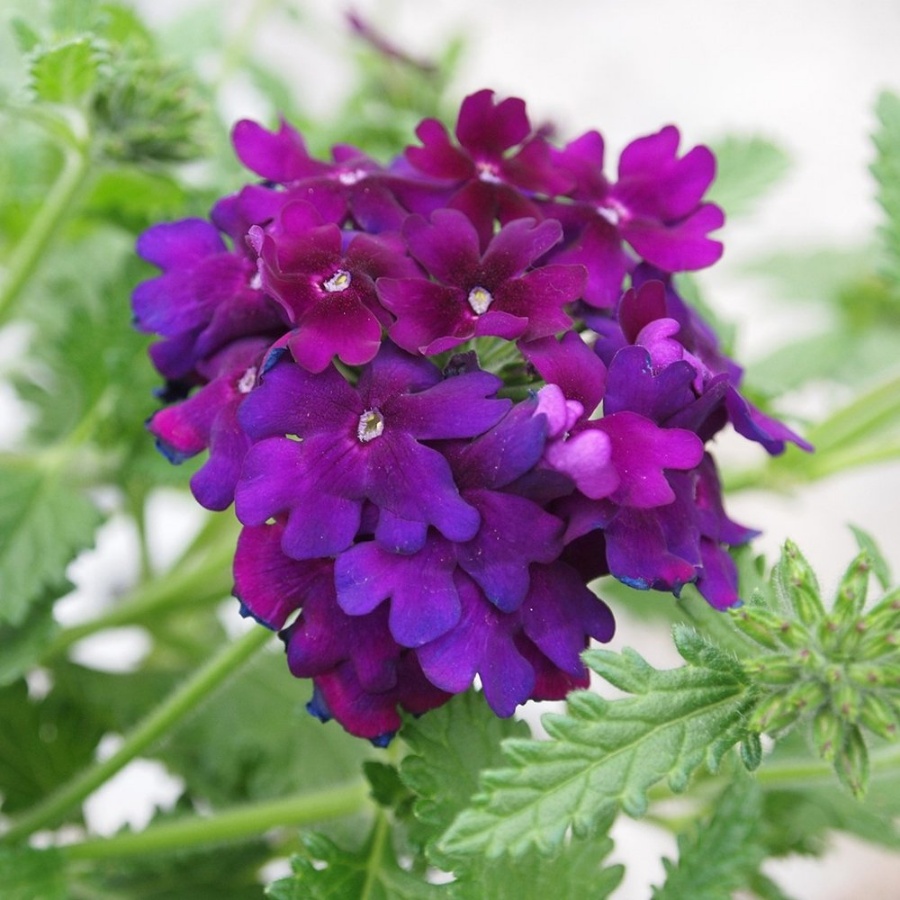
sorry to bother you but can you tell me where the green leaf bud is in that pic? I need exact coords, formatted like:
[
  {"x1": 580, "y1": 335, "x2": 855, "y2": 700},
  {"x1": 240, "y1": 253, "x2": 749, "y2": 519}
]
[
  {"x1": 782, "y1": 679, "x2": 828, "y2": 714},
  {"x1": 831, "y1": 679, "x2": 861, "y2": 723}
]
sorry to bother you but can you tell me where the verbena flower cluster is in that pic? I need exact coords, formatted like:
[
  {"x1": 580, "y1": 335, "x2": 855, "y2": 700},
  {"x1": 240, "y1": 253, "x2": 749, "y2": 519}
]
[{"x1": 133, "y1": 89, "x2": 808, "y2": 743}]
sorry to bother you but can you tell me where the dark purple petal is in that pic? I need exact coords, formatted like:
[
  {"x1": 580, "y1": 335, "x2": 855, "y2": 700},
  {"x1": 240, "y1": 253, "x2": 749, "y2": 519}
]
[
  {"x1": 335, "y1": 538, "x2": 460, "y2": 646},
  {"x1": 388, "y1": 369, "x2": 508, "y2": 439},
  {"x1": 604, "y1": 507, "x2": 698, "y2": 593},
  {"x1": 549, "y1": 216, "x2": 631, "y2": 309},
  {"x1": 235, "y1": 436, "x2": 365, "y2": 558},
  {"x1": 522, "y1": 563, "x2": 615, "y2": 672},
  {"x1": 136, "y1": 219, "x2": 225, "y2": 270},
  {"x1": 233, "y1": 522, "x2": 333, "y2": 629},
  {"x1": 479, "y1": 217, "x2": 563, "y2": 282},
  {"x1": 239, "y1": 356, "x2": 358, "y2": 441},
  {"x1": 364, "y1": 433, "x2": 480, "y2": 543},
  {"x1": 623, "y1": 203, "x2": 724, "y2": 272},
  {"x1": 403, "y1": 209, "x2": 481, "y2": 284},
  {"x1": 456, "y1": 89, "x2": 530, "y2": 158},
  {"x1": 457, "y1": 490, "x2": 563, "y2": 612},
  {"x1": 451, "y1": 397, "x2": 548, "y2": 491},
  {"x1": 406, "y1": 118, "x2": 473, "y2": 180}
]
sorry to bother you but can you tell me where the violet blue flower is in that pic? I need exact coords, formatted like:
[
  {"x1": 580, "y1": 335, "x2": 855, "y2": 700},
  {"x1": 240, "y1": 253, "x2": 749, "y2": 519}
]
[{"x1": 234, "y1": 341, "x2": 510, "y2": 559}]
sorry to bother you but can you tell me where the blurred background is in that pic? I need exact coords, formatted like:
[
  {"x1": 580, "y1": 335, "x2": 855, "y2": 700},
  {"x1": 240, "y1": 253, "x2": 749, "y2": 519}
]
[{"x1": 4, "y1": 0, "x2": 900, "y2": 895}]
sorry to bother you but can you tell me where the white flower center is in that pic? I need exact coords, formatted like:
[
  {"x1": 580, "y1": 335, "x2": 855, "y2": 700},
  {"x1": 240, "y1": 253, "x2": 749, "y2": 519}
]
[
  {"x1": 237, "y1": 366, "x2": 257, "y2": 394},
  {"x1": 467, "y1": 285, "x2": 494, "y2": 315},
  {"x1": 357, "y1": 408, "x2": 385, "y2": 442},
  {"x1": 323, "y1": 269, "x2": 352, "y2": 293},
  {"x1": 338, "y1": 168, "x2": 368, "y2": 186},
  {"x1": 476, "y1": 161, "x2": 501, "y2": 183}
]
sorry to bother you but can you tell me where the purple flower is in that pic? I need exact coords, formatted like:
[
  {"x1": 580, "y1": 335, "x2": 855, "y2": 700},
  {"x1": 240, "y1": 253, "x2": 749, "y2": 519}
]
[
  {"x1": 416, "y1": 567, "x2": 614, "y2": 718},
  {"x1": 148, "y1": 337, "x2": 268, "y2": 511},
  {"x1": 133, "y1": 88, "x2": 813, "y2": 739},
  {"x1": 378, "y1": 209, "x2": 584, "y2": 354},
  {"x1": 546, "y1": 127, "x2": 725, "y2": 307},
  {"x1": 234, "y1": 342, "x2": 510, "y2": 559},
  {"x1": 249, "y1": 200, "x2": 419, "y2": 372},
  {"x1": 134, "y1": 218, "x2": 286, "y2": 381},
  {"x1": 405, "y1": 89, "x2": 570, "y2": 242}
]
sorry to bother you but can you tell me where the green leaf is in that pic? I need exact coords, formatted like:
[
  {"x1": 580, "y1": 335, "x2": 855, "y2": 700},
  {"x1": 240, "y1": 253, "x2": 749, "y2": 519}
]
[
  {"x1": 0, "y1": 846, "x2": 67, "y2": 900},
  {"x1": 707, "y1": 135, "x2": 791, "y2": 217},
  {"x1": 652, "y1": 775, "x2": 770, "y2": 899},
  {"x1": 0, "y1": 466, "x2": 100, "y2": 626},
  {"x1": 29, "y1": 37, "x2": 100, "y2": 106},
  {"x1": 872, "y1": 91, "x2": 900, "y2": 289},
  {"x1": 437, "y1": 633, "x2": 753, "y2": 859},
  {"x1": 266, "y1": 824, "x2": 446, "y2": 900},
  {"x1": 448, "y1": 830, "x2": 624, "y2": 900},
  {"x1": 0, "y1": 581, "x2": 61, "y2": 685},
  {"x1": 399, "y1": 690, "x2": 528, "y2": 862},
  {"x1": 0, "y1": 678, "x2": 105, "y2": 817}
]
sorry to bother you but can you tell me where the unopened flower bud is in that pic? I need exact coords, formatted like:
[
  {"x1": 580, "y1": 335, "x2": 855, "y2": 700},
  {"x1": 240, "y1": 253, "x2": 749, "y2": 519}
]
[
  {"x1": 835, "y1": 725, "x2": 869, "y2": 798},
  {"x1": 729, "y1": 607, "x2": 782, "y2": 651},
  {"x1": 781, "y1": 539, "x2": 825, "y2": 626},
  {"x1": 834, "y1": 551, "x2": 872, "y2": 619},
  {"x1": 783, "y1": 679, "x2": 827, "y2": 714},
  {"x1": 740, "y1": 731, "x2": 763, "y2": 771},
  {"x1": 745, "y1": 656, "x2": 799, "y2": 686},
  {"x1": 749, "y1": 693, "x2": 797, "y2": 734},
  {"x1": 831, "y1": 680, "x2": 860, "y2": 723},
  {"x1": 858, "y1": 692, "x2": 900, "y2": 740},
  {"x1": 813, "y1": 707, "x2": 844, "y2": 762}
]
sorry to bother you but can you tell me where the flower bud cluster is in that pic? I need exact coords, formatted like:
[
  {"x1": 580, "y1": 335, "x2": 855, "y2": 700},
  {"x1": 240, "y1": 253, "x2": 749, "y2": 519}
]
[
  {"x1": 733, "y1": 540, "x2": 900, "y2": 795},
  {"x1": 134, "y1": 89, "x2": 808, "y2": 741}
]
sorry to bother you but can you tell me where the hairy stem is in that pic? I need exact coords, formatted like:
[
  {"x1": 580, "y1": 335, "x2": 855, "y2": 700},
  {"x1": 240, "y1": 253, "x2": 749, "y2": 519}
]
[
  {"x1": 41, "y1": 546, "x2": 235, "y2": 663},
  {"x1": 0, "y1": 146, "x2": 93, "y2": 325},
  {"x1": 2, "y1": 626, "x2": 271, "y2": 844},
  {"x1": 61, "y1": 781, "x2": 370, "y2": 860}
]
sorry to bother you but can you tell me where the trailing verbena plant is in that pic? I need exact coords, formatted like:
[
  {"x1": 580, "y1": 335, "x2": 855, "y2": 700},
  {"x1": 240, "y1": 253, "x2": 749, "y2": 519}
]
[{"x1": 0, "y1": 3, "x2": 898, "y2": 898}]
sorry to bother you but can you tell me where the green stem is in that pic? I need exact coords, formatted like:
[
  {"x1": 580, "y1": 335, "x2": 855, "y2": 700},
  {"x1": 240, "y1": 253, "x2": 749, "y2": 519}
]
[
  {"x1": 61, "y1": 781, "x2": 369, "y2": 860},
  {"x1": 40, "y1": 531, "x2": 236, "y2": 663},
  {"x1": 362, "y1": 811, "x2": 390, "y2": 900},
  {"x1": 754, "y1": 741, "x2": 900, "y2": 790},
  {"x1": 0, "y1": 146, "x2": 92, "y2": 325},
  {"x1": 2, "y1": 626, "x2": 271, "y2": 844}
]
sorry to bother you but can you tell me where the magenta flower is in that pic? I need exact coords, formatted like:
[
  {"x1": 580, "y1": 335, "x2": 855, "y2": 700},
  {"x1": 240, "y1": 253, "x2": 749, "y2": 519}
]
[
  {"x1": 405, "y1": 89, "x2": 570, "y2": 242},
  {"x1": 249, "y1": 200, "x2": 419, "y2": 372},
  {"x1": 378, "y1": 209, "x2": 584, "y2": 354},
  {"x1": 133, "y1": 87, "x2": 811, "y2": 740},
  {"x1": 547, "y1": 126, "x2": 725, "y2": 307}
]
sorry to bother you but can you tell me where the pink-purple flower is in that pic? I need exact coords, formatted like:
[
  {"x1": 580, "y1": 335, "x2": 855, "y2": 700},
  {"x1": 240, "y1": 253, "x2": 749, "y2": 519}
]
[{"x1": 133, "y1": 87, "x2": 809, "y2": 742}]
